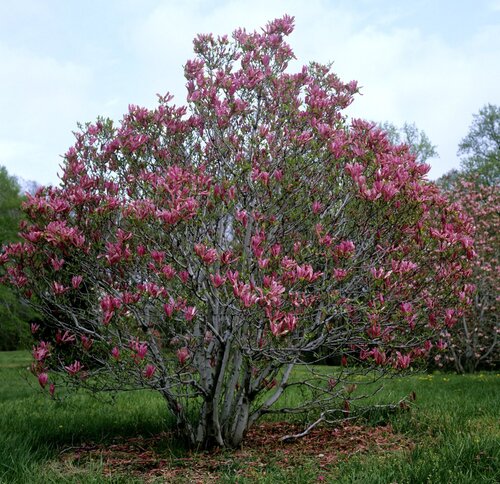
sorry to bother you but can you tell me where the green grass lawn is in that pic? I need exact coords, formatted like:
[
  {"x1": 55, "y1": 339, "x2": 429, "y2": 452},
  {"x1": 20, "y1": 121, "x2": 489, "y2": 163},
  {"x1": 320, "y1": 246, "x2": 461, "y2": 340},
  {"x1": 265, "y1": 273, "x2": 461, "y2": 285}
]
[{"x1": 0, "y1": 351, "x2": 498, "y2": 483}]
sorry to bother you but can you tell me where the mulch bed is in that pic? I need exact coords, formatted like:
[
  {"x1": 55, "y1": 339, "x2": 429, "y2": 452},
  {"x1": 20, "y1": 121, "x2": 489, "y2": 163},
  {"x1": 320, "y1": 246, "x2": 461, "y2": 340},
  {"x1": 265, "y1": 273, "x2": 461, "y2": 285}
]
[{"x1": 59, "y1": 422, "x2": 413, "y2": 482}]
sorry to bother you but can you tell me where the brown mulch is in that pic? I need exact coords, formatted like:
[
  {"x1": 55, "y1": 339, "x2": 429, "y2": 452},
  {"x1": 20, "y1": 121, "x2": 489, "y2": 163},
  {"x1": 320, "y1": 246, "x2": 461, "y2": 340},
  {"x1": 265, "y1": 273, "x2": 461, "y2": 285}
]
[{"x1": 58, "y1": 422, "x2": 413, "y2": 482}]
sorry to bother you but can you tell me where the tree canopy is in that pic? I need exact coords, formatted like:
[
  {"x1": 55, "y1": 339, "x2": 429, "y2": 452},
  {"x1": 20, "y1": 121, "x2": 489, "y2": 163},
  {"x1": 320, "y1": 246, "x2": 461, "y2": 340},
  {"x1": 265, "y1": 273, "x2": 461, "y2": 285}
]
[
  {"x1": 1, "y1": 16, "x2": 474, "y2": 448},
  {"x1": 378, "y1": 121, "x2": 438, "y2": 166},
  {"x1": 0, "y1": 166, "x2": 35, "y2": 350},
  {"x1": 0, "y1": 166, "x2": 23, "y2": 245},
  {"x1": 458, "y1": 104, "x2": 500, "y2": 186}
]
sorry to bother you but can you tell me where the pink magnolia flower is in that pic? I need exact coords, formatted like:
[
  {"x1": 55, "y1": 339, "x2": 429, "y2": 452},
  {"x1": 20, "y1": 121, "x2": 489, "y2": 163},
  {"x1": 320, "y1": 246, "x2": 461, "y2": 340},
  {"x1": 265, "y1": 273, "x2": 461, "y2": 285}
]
[
  {"x1": 52, "y1": 281, "x2": 69, "y2": 295},
  {"x1": 395, "y1": 352, "x2": 411, "y2": 369},
  {"x1": 335, "y1": 240, "x2": 355, "y2": 257},
  {"x1": 104, "y1": 241, "x2": 130, "y2": 265},
  {"x1": 100, "y1": 294, "x2": 121, "y2": 325},
  {"x1": 30, "y1": 323, "x2": 40, "y2": 334},
  {"x1": 142, "y1": 282, "x2": 165, "y2": 298},
  {"x1": 381, "y1": 182, "x2": 398, "y2": 201},
  {"x1": 220, "y1": 250, "x2": 237, "y2": 265},
  {"x1": 130, "y1": 340, "x2": 148, "y2": 360},
  {"x1": 444, "y1": 308, "x2": 457, "y2": 327},
  {"x1": 50, "y1": 258, "x2": 65, "y2": 271},
  {"x1": 428, "y1": 312, "x2": 438, "y2": 328},
  {"x1": 312, "y1": 201, "x2": 323, "y2": 214},
  {"x1": 366, "y1": 324, "x2": 381, "y2": 339},
  {"x1": 251, "y1": 231, "x2": 265, "y2": 255},
  {"x1": 226, "y1": 270, "x2": 239, "y2": 285},
  {"x1": 344, "y1": 162, "x2": 364, "y2": 179},
  {"x1": 372, "y1": 348, "x2": 386, "y2": 365},
  {"x1": 399, "y1": 260, "x2": 418, "y2": 273},
  {"x1": 270, "y1": 244, "x2": 282, "y2": 257},
  {"x1": 251, "y1": 168, "x2": 270, "y2": 185},
  {"x1": 295, "y1": 264, "x2": 315, "y2": 281},
  {"x1": 269, "y1": 312, "x2": 297, "y2": 337},
  {"x1": 203, "y1": 248, "x2": 218, "y2": 265},
  {"x1": 144, "y1": 364, "x2": 156, "y2": 379},
  {"x1": 38, "y1": 373, "x2": 48, "y2": 388},
  {"x1": 236, "y1": 284, "x2": 258, "y2": 308},
  {"x1": 151, "y1": 250, "x2": 165, "y2": 263},
  {"x1": 400, "y1": 302, "x2": 413, "y2": 314},
  {"x1": 263, "y1": 280, "x2": 286, "y2": 306},
  {"x1": 360, "y1": 349, "x2": 370, "y2": 360},
  {"x1": 235, "y1": 209, "x2": 248, "y2": 227},
  {"x1": 213, "y1": 184, "x2": 225, "y2": 199},
  {"x1": 370, "y1": 267, "x2": 385, "y2": 280},
  {"x1": 71, "y1": 275, "x2": 83, "y2": 289},
  {"x1": 436, "y1": 339, "x2": 447, "y2": 351},
  {"x1": 161, "y1": 264, "x2": 176, "y2": 279},
  {"x1": 406, "y1": 314, "x2": 417, "y2": 330},
  {"x1": 328, "y1": 378, "x2": 338, "y2": 389},
  {"x1": 136, "y1": 345, "x2": 148, "y2": 359},
  {"x1": 122, "y1": 291, "x2": 140, "y2": 304},
  {"x1": 49, "y1": 383, "x2": 55, "y2": 397},
  {"x1": 333, "y1": 268, "x2": 348, "y2": 280},
  {"x1": 44, "y1": 220, "x2": 85, "y2": 247},
  {"x1": 65, "y1": 360, "x2": 82, "y2": 375},
  {"x1": 176, "y1": 347, "x2": 190, "y2": 365},
  {"x1": 320, "y1": 234, "x2": 333, "y2": 246},
  {"x1": 179, "y1": 270, "x2": 190, "y2": 283},
  {"x1": 102, "y1": 311, "x2": 113, "y2": 326},
  {"x1": 55, "y1": 330, "x2": 76, "y2": 345},
  {"x1": 194, "y1": 244, "x2": 218, "y2": 265},
  {"x1": 281, "y1": 256, "x2": 297, "y2": 271},
  {"x1": 163, "y1": 299, "x2": 176, "y2": 317},
  {"x1": 111, "y1": 346, "x2": 120, "y2": 360},
  {"x1": 184, "y1": 306, "x2": 197, "y2": 321},
  {"x1": 32, "y1": 341, "x2": 50, "y2": 361},
  {"x1": 210, "y1": 273, "x2": 227, "y2": 288},
  {"x1": 100, "y1": 294, "x2": 121, "y2": 313},
  {"x1": 81, "y1": 335, "x2": 93, "y2": 351}
]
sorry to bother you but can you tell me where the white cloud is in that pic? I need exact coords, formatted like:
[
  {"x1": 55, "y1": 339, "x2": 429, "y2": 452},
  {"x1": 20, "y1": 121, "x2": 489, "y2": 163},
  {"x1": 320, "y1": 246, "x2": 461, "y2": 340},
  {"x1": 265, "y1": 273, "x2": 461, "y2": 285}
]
[
  {"x1": 127, "y1": 1, "x2": 500, "y2": 178},
  {"x1": 0, "y1": 43, "x2": 96, "y2": 183},
  {"x1": 490, "y1": 0, "x2": 500, "y2": 11}
]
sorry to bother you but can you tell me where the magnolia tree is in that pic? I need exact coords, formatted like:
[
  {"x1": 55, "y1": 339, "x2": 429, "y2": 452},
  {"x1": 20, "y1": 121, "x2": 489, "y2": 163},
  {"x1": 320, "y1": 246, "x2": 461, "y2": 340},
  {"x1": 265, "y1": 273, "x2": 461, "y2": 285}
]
[
  {"x1": 438, "y1": 179, "x2": 499, "y2": 373},
  {"x1": 1, "y1": 17, "x2": 474, "y2": 448}
]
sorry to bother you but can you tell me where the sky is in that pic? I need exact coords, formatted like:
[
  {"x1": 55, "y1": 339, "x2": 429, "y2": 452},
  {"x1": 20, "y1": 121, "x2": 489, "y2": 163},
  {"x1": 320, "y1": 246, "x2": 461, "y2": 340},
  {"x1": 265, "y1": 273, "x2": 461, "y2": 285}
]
[{"x1": 0, "y1": 0, "x2": 499, "y2": 186}]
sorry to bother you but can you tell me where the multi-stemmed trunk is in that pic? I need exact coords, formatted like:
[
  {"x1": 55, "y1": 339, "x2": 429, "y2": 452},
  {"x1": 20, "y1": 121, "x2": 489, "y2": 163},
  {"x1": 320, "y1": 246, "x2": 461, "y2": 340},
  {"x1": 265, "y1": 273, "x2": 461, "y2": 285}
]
[{"x1": 161, "y1": 364, "x2": 254, "y2": 449}]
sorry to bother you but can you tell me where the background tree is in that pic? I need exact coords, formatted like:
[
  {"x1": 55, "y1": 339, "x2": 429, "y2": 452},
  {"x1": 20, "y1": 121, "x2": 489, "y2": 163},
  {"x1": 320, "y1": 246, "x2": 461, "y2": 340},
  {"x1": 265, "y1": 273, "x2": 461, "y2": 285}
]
[
  {"x1": 457, "y1": 104, "x2": 500, "y2": 186},
  {"x1": 1, "y1": 17, "x2": 474, "y2": 449},
  {"x1": 16, "y1": 176, "x2": 41, "y2": 196},
  {"x1": 0, "y1": 166, "x2": 35, "y2": 350},
  {"x1": 439, "y1": 179, "x2": 499, "y2": 373},
  {"x1": 0, "y1": 166, "x2": 23, "y2": 243},
  {"x1": 378, "y1": 121, "x2": 438, "y2": 165},
  {"x1": 435, "y1": 168, "x2": 462, "y2": 192},
  {"x1": 435, "y1": 104, "x2": 499, "y2": 371},
  {"x1": 436, "y1": 132, "x2": 499, "y2": 373}
]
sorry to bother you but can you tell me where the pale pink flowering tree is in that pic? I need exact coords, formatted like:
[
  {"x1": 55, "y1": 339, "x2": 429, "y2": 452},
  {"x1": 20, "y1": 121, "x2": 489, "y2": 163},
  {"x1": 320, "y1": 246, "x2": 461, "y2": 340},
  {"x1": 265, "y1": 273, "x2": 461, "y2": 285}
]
[
  {"x1": 438, "y1": 178, "x2": 499, "y2": 372},
  {"x1": 1, "y1": 17, "x2": 474, "y2": 448}
]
